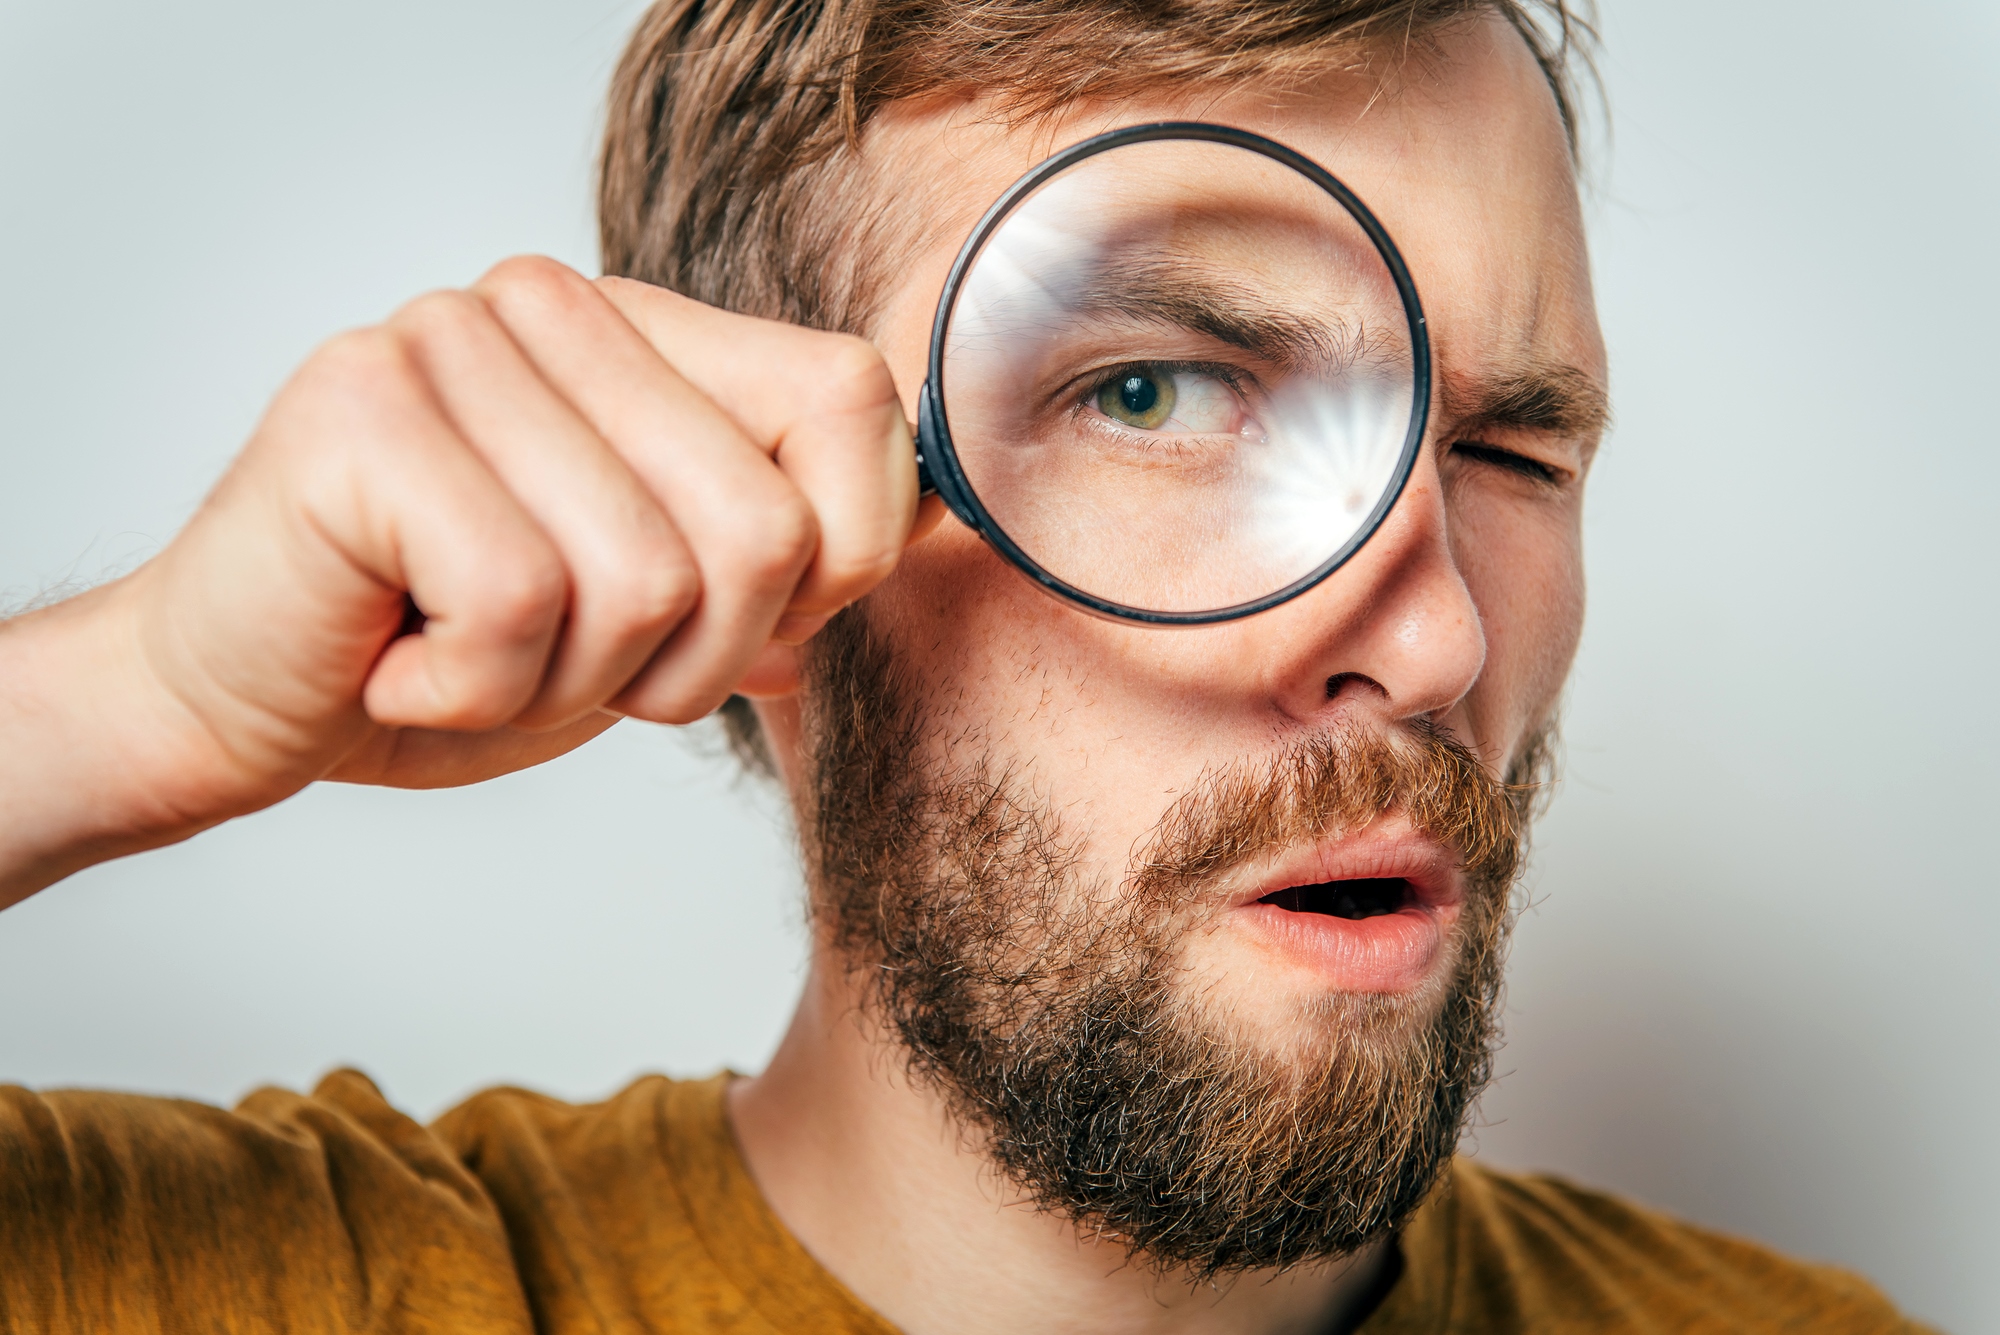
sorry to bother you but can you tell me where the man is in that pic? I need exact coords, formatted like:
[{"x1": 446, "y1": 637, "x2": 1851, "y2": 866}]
[{"x1": 0, "y1": 0, "x2": 1930, "y2": 1330}]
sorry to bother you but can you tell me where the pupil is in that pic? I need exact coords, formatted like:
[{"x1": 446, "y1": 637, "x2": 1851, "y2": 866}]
[{"x1": 1118, "y1": 375, "x2": 1159, "y2": 415}]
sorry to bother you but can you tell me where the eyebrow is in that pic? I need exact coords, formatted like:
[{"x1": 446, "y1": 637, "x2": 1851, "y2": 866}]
[
  {"x1": 1068, "y1": 259, "x2": 1359, "y2": 372},
  {"x1": 1451, "y1": 362, "x2": 1611, "y2": 440},
  {"x1": 1014, "y1": 248, "x2": 1612, "y2": 440}
]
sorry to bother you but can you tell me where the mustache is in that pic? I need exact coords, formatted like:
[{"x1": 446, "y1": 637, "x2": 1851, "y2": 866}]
[{"x1": 1131, "y1": 720, "x2": 1535, "y2": 903}]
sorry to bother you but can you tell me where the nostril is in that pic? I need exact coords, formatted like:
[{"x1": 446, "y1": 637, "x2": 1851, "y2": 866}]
[{"x1": 1325, "y1": 672, "x2": 1387, "y2": 701}]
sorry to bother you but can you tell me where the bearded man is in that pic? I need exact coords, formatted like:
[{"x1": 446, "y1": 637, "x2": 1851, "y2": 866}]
[{"x1": 0, "y1": 0, "x2": 1930, "y2": 1331}]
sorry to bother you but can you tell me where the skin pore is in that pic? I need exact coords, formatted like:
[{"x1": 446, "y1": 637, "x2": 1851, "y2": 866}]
[{"x1": 729, "y1": 14, "x2": 1606, "y2": 1335}]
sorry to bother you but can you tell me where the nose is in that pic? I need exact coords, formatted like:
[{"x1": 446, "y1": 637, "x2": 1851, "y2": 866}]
[{"x1": 1256, "y1": 448, "x2": 1485, "y2": 729}]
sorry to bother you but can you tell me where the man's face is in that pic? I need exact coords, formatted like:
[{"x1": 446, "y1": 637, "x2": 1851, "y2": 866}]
[{"x1": 759, "y1": 14, "x2": 1604, "y2": 1272}]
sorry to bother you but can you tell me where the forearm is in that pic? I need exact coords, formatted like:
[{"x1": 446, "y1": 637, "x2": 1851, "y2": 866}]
[{"x1": 0, "y1": 581, "x2": 230, "y2": 907}]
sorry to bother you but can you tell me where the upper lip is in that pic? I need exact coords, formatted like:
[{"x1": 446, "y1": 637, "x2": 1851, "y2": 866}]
[{"x1": 1226, "y1": 819, "x2": 1464, "y2": 912}]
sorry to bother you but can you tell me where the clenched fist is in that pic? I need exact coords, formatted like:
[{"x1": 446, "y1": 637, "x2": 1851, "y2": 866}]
[{"x1": 0, "y1": 257, "x2": 937, "y2": 903}]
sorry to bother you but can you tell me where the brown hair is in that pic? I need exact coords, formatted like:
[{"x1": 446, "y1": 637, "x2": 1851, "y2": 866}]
[{"x1": 595, "y1": 0, "x2": 1596, "y2": 770}]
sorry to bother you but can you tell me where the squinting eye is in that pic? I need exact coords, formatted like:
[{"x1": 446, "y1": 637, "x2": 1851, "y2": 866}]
[
  {"x1": 1099, "y1": 371, "x2": 1175, "y2": 429},
  {"x1": 1453, "y1": 441, "x2": 1560, "y2": 484}
]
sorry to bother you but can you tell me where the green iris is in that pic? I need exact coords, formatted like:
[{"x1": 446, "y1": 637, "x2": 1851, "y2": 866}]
[{"x1": 1097, "y1": 370, "x2": 1176, "y2": 429}]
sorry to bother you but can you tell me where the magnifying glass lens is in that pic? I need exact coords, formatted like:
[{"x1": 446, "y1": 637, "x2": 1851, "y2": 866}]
[{"x1": 935, "y1": 133, "x2": 1422, "y2": 619}]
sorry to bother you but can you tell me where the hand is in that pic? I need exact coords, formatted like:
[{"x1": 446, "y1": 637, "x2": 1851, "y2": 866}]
[{"x1": 0, "y1": 258, "x2": 936, "y2": 902}]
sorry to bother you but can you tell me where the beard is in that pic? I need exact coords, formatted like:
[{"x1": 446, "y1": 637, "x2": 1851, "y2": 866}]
[{"x1": 796, "y1": 610, "x2": 1547, "y2": 1278}]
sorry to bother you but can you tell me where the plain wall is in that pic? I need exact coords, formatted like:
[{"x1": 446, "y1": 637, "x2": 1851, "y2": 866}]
[{"x1": 1, "y1": 2, "x2": 1992, "y2": 1329}]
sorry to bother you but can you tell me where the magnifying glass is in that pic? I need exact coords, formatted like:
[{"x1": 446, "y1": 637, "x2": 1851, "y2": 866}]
[{"x1": 911, "y1": 122, "x2": 1430, "y2": 625}]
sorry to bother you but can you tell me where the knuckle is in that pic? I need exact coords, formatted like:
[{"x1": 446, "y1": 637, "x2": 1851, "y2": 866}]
[
  {"x1": 735, "y1": 492, "x2": 818, "y2": 590},
  {"x1": 483, "y1": 552, "x2": 568, "y2": 642},
  {"x1": 302, "y1": 328, "x2": 418, "y2": 401},
  {"x1": 391, "y1": 288, "x2": 494, "y2": 348},
  {"x1": 810, "y1": 333, "x2": 898, "y2": 413},
  {"x1": 279, "y1": 330, "x2": 431, "y2": 461},
  {"x1": 823, "y1": 535, "x2": 902, "y2": 596},
  {"x1": 480, "y1": 254, "x2": 590, "y2": 312},
  {"x1": 601, "y1": 553, "x2": 701, "y2": 636}
]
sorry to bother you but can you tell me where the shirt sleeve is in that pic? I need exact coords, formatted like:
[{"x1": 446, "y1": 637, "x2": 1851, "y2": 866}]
[{"x1": 0, "y1": 1069, "x2": 535, "y2": 1334}]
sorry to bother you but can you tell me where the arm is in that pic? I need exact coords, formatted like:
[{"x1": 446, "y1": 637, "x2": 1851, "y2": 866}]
[{"x1": 0, "y1": 260, "x2": 932, "y2": 909}]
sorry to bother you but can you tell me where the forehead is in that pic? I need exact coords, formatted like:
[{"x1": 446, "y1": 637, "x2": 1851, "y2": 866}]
[{"x1": 862, "y1": 13, "x2": 1604, "y2": 402}]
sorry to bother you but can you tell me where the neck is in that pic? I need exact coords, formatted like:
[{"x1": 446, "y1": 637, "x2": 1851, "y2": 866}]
[{"x1": 728, "y1": 959, "x2": 1393, "y2": 1335}]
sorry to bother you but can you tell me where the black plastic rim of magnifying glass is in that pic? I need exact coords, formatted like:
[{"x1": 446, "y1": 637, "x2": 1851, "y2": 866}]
[{"x1": 913, "y1": 121, "x2": 1432, "y2": 627}]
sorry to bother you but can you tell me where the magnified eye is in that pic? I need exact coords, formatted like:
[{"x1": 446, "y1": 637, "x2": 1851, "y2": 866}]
[
  {"x1": 1099, "y1": 371, "x2": 1176, "y2": 429},
  {"x1": 1089, "y1": 364, "x2": 1253, "y2": 436}
]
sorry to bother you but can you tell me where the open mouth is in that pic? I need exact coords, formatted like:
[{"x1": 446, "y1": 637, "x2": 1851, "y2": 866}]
[
  {"x1": 1232, "y1": 834, "x2": 1456, "y2": 990},
  {"x1": 1258, "y1": 878, "x2": 1413, "y2": 921}
]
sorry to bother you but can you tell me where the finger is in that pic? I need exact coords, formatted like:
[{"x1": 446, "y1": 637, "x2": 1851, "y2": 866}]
[
  {"x1": 288, "y1": 330, "x2": 569, "y2": 731},
  {"x1": 733, "y1": 640, "x2": 803, "y2": 699},
  {"x1": 594, "y1": 276, "x2": 918, "y2": 617},
  {"x1": 389, "y1": 287, "x2": 701, "y2": 730},
  {"x1": 328, "y1": 712, "x2": 619, "y2": 788},
  {"x1": 472, "y1": 259, "x2": 820, "y2": 722}
]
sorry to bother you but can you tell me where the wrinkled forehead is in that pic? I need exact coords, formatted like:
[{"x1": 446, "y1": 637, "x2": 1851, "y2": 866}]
[
  {"x1": 994, "y1": 139, "x2": 1390, "y2": 281},
  {"x1": 858, "y1": 14, "x2": 1602, "y2": 404},
  {"x1": 948, "y1": 135, "x2": 1411, "y2": 372}
]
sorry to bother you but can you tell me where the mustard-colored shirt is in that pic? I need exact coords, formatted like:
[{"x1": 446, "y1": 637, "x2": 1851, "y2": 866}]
[{"x1": 0, "y1": 1070, "x2": 1930, "y2": 1332}]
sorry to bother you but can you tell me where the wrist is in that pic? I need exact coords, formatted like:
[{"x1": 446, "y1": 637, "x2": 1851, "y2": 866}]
[{"x1": 0, "y1": 578, "x2": 242, "y2": 906}]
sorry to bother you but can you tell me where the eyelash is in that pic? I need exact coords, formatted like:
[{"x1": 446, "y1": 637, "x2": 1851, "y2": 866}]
[
  {"x1": 1081, "y1": 359, "x2": 1250, "y2": 400},
  {"x1": 1452, "y1": 440, "x2": 1560, "y2": 485}
]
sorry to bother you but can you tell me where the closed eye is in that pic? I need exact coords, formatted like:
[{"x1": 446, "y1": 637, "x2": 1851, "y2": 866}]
[{"x1": 1452, "y1": 440, "x2": 1560, "y2": 485}]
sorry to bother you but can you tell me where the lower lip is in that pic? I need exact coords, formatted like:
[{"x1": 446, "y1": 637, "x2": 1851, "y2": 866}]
[{"x1": 1232, "y1": 901, "x2": 1452, "y2": 993}]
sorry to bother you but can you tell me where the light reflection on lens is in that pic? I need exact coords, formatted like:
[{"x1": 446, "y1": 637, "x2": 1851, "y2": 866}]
[{"x1": 938, "y1": 135, "x2": 1418, "y2": 617}]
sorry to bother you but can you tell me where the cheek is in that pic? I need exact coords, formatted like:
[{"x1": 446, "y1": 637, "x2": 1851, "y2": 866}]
[
  {"x1": 871, "y1": 518, "x2": 1035, "y2": 677},
  {"x1": 862, "y1": 519, "x2": 1200, "y2": 866},
  {"x1": 1448, "y1": 487, "x2": 1585, "y2": 750},
  {"x1": 864, "y1": 517, "x2": 1087, "y2": 762}
]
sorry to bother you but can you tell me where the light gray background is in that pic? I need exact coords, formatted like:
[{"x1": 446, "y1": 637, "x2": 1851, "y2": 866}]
[{"x1": 1, "y1": 1, "x2": 1992, "y2": 1329}]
